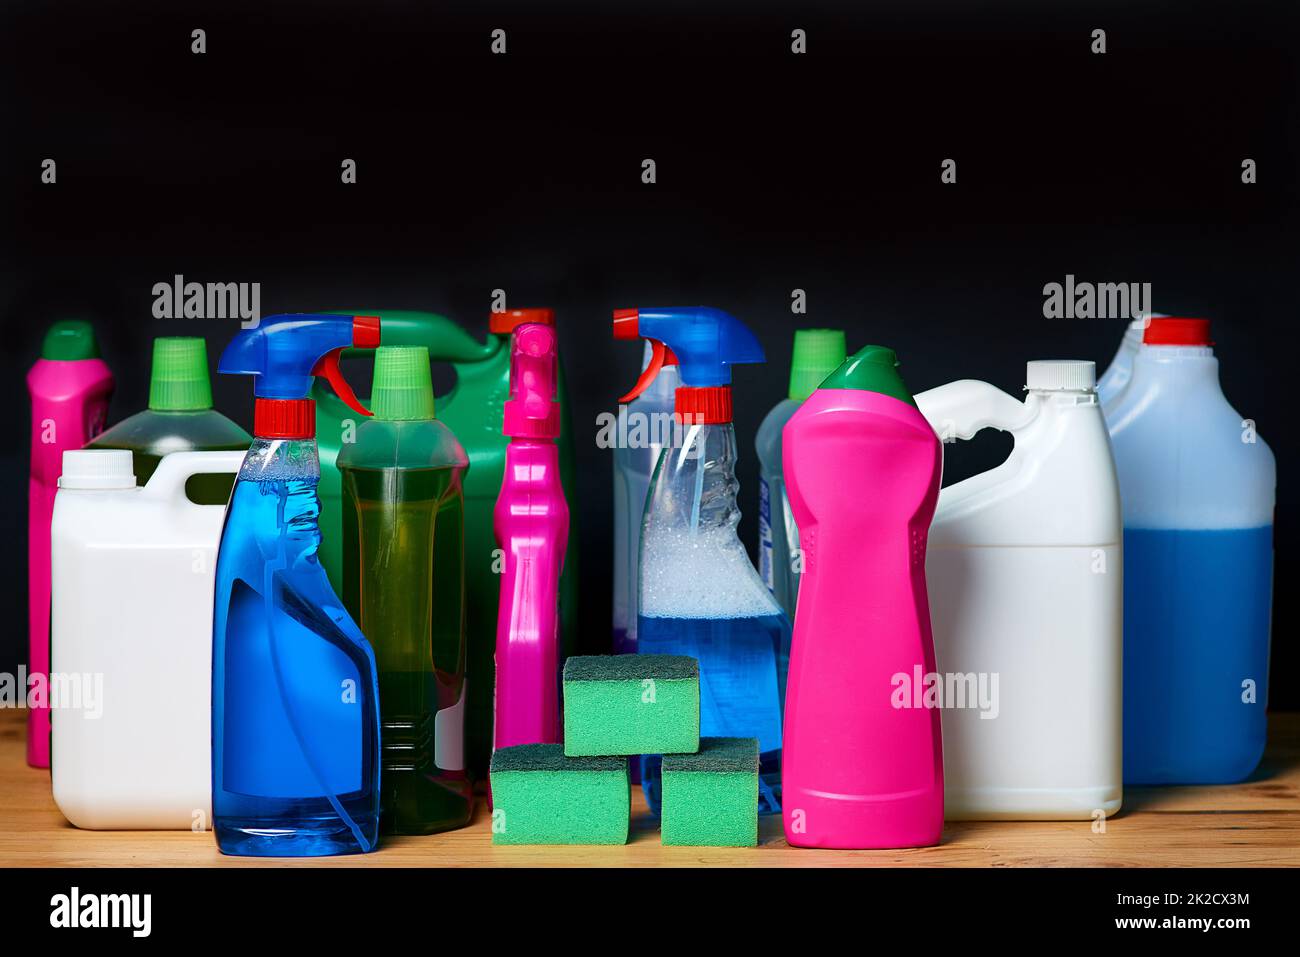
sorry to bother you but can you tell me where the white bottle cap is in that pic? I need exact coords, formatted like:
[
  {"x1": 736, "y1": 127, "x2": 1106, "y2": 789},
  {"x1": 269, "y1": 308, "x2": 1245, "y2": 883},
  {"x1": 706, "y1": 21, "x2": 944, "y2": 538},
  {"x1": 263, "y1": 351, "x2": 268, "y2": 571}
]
[
  {"x1": 1025, "y1": 360, "x2": 1096, "y2": 392},
  {"x1": 59, "y1": 449, "x2": 137, "y2": 489}
]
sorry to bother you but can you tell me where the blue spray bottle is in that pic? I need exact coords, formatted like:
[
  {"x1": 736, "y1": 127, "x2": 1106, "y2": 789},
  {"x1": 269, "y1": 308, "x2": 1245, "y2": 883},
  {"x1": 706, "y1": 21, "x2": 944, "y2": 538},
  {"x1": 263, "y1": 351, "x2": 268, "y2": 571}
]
[
  {"x1": 613, "y1": 307, "x2": 791, "y2": 813},
  {"x1": 212, "y1": 313, "x2": 383, "y2": 857}
]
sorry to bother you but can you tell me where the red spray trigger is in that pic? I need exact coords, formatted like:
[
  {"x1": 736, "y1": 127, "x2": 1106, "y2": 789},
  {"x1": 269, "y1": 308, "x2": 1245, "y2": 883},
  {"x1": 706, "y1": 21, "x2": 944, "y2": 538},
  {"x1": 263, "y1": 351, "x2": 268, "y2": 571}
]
[
  {"x1": 311, "y1": 348, "x2": 372, "y2": 418},
  {"x1": 619, "y1": 341, "x2": 679, "y2": 404}
]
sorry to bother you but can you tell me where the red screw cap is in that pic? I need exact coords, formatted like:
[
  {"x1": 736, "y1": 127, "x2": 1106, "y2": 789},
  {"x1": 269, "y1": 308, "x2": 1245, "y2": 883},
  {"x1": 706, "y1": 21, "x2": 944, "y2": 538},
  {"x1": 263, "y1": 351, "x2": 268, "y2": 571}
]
[
  {"x1": 675, "y1": 386, "x2": 733, "y2": 425},
  {"x1": 490, "y1": 308, "x2": 555, "y2": 336},
  {"x1": 1143, "y1": 317, "x2": 1212, "y2": 346},
  {"x1": 254, "y1": 398, "x2": 316, "y2": 439}
]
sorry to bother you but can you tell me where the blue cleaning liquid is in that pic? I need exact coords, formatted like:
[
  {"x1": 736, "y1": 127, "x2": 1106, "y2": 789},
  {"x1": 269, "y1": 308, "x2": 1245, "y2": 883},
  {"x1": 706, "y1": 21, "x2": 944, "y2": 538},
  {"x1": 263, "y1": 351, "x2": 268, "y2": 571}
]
[
  {"x1": 637, "y1": 612, "x2": 791, "y2": 814},
  {"x1": 1123, "y1": 525, "x2": 1273, "y2": 784},
  {"x1": 213, "y1": 472, "x2": 381, "y2": 856}
]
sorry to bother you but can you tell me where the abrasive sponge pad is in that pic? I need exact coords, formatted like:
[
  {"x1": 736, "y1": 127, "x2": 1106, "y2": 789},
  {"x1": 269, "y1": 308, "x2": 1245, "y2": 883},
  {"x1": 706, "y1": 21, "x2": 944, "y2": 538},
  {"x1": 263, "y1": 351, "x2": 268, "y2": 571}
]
[
  {"x1": 563, "y1": 654, "x2": 700, "y2": 757},
  {"x1": 661, "y1": 737, "x2": 759, "y2": 847},
  {"x1": 490, "y1": 744, "x2": 630, "y2": 845}
]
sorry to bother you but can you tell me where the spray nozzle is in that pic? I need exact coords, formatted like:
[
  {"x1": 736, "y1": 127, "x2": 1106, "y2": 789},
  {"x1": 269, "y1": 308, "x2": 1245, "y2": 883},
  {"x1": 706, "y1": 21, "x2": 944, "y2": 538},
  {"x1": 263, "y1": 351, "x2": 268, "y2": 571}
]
[
  {"x1": 220, "y1": 313, "x2": 379, "y2": 412},
  {"x1": 503, "y1": 322, "x2": 561, "y2": 439},
  {"x1": 219, "y1": 313, "x2": 381, "y2": 437},
  {"x1": 613, "y1": 307, "x2": 762, "y2": 398}
]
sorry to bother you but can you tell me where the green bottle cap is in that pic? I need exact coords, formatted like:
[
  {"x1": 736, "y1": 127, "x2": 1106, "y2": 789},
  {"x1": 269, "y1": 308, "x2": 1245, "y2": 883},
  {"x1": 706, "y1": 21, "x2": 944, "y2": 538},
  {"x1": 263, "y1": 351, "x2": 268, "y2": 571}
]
[
  {"x1": 41, "y1": 320, "x2": 100, "y2": 361},
  {"x1": 818, "y1": 344, "x2": 917, "y2": 406},
  {"x1": 372, "y1": 345, "x2": 436, "y2": 421},
  {"x1": 788, "y1": 328, "x2": 848, "y2": 402},
  {"x1": 148, "y1": 337, "x2": 213, "y2": 411}
]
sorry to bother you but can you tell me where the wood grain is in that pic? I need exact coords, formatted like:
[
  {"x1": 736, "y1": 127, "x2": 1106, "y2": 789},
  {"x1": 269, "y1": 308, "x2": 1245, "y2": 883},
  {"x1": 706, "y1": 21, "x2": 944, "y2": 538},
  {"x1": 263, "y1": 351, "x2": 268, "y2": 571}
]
[{"x1": 2, "y1": 708, "x2": 1296, "y2": 867}]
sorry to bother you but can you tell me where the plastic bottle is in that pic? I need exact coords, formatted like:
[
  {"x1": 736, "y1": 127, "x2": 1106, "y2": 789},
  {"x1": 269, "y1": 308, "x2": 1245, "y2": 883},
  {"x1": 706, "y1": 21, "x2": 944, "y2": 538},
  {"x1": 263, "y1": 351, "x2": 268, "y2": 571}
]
[
  {"x1": 314, "y1": 308, "x2": 580, "y2": 780},
  {"x1": 781, "y1": 346, "x2": 944, "y2": 848},
  {"x1": 338, "y1": 346, "x2": 473, "y2": 835},
  {"x1": 612, "y1": 306, "x2": 790, "y2": 813},
  {"x1": 26, "y1": 319, "x2": 114, "y2": 768},
  {"x1": 51, "y1": 448, "x2": 244, "y2": 829},
  {"x1": 212, "y1": 313, "x2": 383, "y2": 857},
  {"x1": 916, "y1": 360, "x2": 1122, "y2": 820},
  {"x1": 87, "y1": 337, "x2": 251, "y2": 504},
  {"x1": 755, "y1": 329, "x2": 846, "y2": 619},
  {"x1": 612, "y1": 341, "x2": 679, "y2": 654},
  {"x1": 1106, "y1": 318, "x2": 1275, "y2": 784},
  {"x1": 1096, "y1": 319, "x2": 1144, "y2": 407},
  {"x1": 1097, "y1": 312, "x2": 1164, "y2": 411},
  {"x1": 493, "y1": 323, "x2": 569, "y2": 753}
]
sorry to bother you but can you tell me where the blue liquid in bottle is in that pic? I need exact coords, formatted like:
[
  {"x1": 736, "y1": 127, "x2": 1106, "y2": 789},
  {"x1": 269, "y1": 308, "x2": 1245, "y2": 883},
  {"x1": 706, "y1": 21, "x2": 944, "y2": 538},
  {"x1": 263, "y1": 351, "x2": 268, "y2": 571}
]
[
  {"x1": 213, "y1": 438, "x2": 381, "y2": 856},
  {"x1": 638, "y1": 611, "x2": 791, "y2": 813},
  {"x1": 1123, "y1": 525, "x2": 1273, "y2": 784}
]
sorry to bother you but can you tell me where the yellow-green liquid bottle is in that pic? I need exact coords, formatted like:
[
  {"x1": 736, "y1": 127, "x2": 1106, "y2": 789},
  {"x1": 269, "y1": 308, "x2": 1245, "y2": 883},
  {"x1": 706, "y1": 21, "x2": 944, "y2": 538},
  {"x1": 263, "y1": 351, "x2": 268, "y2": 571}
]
[{"x1": 338, "y1": 346, "x2": 474, "y2": 834}]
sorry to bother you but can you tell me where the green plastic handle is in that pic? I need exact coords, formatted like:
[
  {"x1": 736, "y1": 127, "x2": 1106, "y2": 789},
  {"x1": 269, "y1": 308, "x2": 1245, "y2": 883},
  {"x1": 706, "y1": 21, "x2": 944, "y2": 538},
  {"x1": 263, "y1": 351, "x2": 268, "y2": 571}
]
[{"x1": 333, "y1": 310, "x2": 497, "y2": 363}]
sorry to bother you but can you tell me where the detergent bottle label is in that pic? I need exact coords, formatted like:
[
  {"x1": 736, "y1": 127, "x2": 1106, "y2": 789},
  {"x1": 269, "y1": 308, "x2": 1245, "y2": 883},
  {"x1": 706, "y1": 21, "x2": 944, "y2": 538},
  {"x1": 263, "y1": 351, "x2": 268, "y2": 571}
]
[
  {"x1": 222, "y1": 580, "x2": 364, "y2": 798},
  {"x1": 758, "y1": 477, "x2": 775, "y2": 591}
]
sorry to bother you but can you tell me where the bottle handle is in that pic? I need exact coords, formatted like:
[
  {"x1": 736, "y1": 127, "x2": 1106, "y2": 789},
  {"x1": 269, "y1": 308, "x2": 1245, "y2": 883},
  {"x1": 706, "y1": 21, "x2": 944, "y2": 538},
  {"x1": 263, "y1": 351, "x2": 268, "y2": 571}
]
[
  {"x1": 338, "y1": 313, "x2": 494, "y2": 363},
  {"x1": 915, "y1": 379, "x2": 1034, "y2": 444},
  {"x1": 141, "y1": 450, "x2": 246, "y2": 506}
]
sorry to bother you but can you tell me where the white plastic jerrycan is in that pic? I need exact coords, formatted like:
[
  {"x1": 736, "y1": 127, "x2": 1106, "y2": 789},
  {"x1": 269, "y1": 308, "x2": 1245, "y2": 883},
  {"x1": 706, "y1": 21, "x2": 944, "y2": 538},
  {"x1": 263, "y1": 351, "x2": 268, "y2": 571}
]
[
  {"x1": 916, "y1": 361, "x2": 1122, "y2": 820},
  {"x1": 51, "y1": 448, "x2": 243, "y2": 830}
]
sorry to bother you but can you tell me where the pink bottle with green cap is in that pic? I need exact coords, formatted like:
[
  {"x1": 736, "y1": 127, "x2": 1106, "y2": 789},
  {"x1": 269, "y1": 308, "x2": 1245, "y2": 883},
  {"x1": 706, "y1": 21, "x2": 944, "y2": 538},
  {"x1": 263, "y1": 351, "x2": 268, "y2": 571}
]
[
  {"x1": 781, "y1": 345, "x2": 944, "y2": 848},
  {"x1": 26, "y1": 320, "x2": 114, "y2": 767},
  {"x1": 492, "y1": 323, "x2": 569, "y2": 753}
]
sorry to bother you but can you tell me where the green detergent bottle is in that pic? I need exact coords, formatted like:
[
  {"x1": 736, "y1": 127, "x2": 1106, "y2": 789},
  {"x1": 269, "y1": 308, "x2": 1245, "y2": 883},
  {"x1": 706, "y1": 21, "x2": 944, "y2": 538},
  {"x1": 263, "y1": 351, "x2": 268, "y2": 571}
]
[
  {"x1": 87, "y1": 336, "x2": 250, "y2": 504},
  {"x1": 338, "y1": 346, "x2": 474, "y2": 834},
  {"x1": 315, "y1": 308, "x2": 580, "y2": 780}
]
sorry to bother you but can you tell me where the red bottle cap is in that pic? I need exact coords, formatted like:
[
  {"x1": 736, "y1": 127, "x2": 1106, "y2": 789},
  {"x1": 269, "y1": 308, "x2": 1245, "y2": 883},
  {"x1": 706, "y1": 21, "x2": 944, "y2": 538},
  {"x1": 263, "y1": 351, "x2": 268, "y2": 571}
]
[
  {"x1": 1143, "y1": 317, "x2": 1212, "y2": 346},
  {"x1": 675, "y1": 386, "x2": 733, "y2": 425},
  {"x1": 490, "y1": 308, "x2": 555, "y2": 336},
  {"x1": 255, "y1": 398, "x2": 316, "y2": 439}
]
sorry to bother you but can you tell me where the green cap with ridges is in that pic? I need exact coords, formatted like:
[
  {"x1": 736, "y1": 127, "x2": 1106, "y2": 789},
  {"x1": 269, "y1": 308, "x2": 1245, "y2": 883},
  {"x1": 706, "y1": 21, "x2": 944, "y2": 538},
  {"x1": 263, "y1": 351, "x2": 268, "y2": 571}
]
[
  {"x1": 148, "y1": 337, "x2": 213, "y2": 411},
  {"x1": 818, "y1": 344, "x2": 916, "y2": 407},
  {"x1": 41, "y1": 320, "x2": 100, "y2": 361},
  {"x1": 371, "y1": 345, "x2": 436, "y2": 421},
  {"x1": 788, "y1": 328, "x2": 847, "y2": 402}
]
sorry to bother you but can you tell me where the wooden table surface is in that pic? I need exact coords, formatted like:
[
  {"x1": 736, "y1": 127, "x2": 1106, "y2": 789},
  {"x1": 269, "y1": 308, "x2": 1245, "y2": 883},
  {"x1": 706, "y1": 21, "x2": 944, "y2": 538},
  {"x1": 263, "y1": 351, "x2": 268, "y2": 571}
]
[{"x1": 2, "y1": 707, "x2": 1296, "y2": 867}]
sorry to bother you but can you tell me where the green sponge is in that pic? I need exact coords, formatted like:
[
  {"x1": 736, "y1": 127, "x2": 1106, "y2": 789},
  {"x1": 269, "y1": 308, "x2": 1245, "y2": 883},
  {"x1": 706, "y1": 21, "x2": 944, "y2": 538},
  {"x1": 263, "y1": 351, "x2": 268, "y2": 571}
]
[
  {"x1": 490, "y1": 744, "x2": 630, "y2": 845},
  {"x1": 563, "y1": 655, "x2": 700, "y2": 757},
  {"x1": 661, "y1": 737, "x2": 759, "y2": 847}
]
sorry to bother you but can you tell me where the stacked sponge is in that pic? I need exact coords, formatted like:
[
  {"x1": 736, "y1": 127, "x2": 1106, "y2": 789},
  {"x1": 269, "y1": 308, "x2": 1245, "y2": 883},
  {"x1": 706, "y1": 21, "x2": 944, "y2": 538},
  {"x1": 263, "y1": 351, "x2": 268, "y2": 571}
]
[
  {"x1": 562, "y1": 654, "x2": 700, "y2": 756},
  {"x1": 490, "y1": 654, "x2": 759, "y2": 847}
]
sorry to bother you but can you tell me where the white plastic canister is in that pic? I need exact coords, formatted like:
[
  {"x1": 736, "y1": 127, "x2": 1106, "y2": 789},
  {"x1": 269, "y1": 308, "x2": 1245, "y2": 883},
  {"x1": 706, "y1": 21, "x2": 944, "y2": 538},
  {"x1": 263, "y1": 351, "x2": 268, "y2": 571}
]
[
  {"x1": 916, "y1": 361, "x2": 1122, "y2": 821},
  {"x1": 50, "y1": 448, "x2": 243, "y2": 830}
]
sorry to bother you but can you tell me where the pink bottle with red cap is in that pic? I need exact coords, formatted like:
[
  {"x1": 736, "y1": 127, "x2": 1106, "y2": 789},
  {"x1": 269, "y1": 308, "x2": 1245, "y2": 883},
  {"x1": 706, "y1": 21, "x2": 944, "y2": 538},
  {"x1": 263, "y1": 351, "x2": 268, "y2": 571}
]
[
  {"x1": 26, "y1": 320, "x2": 114, "y2": 767},
  {"x1": 492, "y1": 323, "x2": 570, "y2": 753},
  {"x1": 781, "y1": 345, "x2": 944, "y2": 848}
]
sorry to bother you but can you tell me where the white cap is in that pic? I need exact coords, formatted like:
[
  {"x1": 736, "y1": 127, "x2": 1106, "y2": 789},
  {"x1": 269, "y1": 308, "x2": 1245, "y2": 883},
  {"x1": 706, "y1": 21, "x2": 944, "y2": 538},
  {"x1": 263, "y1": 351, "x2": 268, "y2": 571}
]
[
  {"x1": 1025, "y1": 360, "x2": 1096, "y2": 392},
  {"x1": 59, "y1": 450, "x2": 137, "y2": 490}
]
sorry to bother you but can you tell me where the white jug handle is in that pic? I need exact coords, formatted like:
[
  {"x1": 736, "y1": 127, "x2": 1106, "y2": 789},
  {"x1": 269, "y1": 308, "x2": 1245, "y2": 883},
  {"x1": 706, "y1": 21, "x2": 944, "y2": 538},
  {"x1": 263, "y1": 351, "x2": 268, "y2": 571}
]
[
  {"x1": 915, "y1": 379, "x2": 1034, "y2": 443},
  {"x1": 141, "y1": 450, "x2": 246, "y2": 506}
]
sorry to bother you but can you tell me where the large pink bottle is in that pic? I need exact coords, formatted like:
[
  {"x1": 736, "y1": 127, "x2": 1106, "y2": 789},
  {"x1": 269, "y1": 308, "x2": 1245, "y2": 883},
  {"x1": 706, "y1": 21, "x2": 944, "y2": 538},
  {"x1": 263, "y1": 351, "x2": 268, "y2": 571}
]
[
  {"x1": 781, "y1": 345, "x2": 943, "y2": 848},
  {"x1": 492, "y1": 323, "x2": 569, "y2": 752},
  {"x1": 26, "y1": 320, "x2": 114, "y2": 767}
]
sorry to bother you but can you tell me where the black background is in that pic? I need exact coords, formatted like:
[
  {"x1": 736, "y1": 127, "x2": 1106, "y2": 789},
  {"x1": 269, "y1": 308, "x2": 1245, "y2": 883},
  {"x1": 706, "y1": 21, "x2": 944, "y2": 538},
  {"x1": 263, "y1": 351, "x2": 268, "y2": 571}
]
[{"x1": 1, "y1": 1, "x2": 1296, "y2": 703}]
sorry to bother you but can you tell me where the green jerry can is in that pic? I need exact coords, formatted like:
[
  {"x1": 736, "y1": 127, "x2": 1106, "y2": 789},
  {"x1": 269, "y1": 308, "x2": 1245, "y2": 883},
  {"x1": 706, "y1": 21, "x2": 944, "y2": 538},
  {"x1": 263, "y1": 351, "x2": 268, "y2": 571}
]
[{"x1": 315, "y1": 308, "x2": 580, "y2": 781}]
